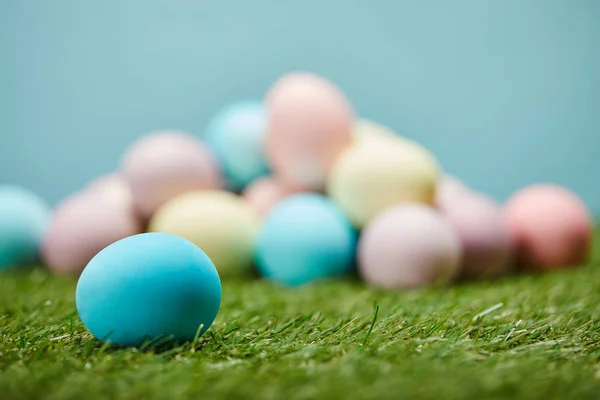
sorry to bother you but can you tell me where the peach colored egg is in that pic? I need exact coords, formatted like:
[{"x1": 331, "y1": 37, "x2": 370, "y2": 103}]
[
  {"x1": 42, "y1": 190, "x2": 143, "y2": 275},
  {"x1": 265, "y1": 72, "x2": 353, "y2": 191},
  {"x1": 85, "y1": 173, "x2": 133, "y2": 207},
  {"x1": 440, "y1": 192, "x2": 513, "y2": 280},
  {"x1": 242, "y1": 177, "x2": 304, "y2": 217},
  {"x1": 120, "y1": 131, "x2": 222, "y2": 219},
  {"x1": 503, "y1": 183, "x2": 592, "y2": 271},
  {"x1": 358, "y1": 204, "x2": 462, "y2": 289}
]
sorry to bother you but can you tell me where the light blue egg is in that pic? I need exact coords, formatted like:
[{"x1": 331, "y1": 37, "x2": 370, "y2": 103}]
[
  {"x1": 76, "y1": 232, "x2": 222, "y2": 347},
  {"x1": 0, "y1": 185, "x2": 51, "y2": 270},
  {"x1": 255, "y1": 193, "x2": 357, "y2": 286},
  {"x1": 203, "y1": 100, "x2": 270, "y2": 191}
]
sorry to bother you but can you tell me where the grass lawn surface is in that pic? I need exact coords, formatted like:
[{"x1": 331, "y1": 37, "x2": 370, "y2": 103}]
[{"x1": 1, "y1": 236, "x2": 600, "y2": 400}]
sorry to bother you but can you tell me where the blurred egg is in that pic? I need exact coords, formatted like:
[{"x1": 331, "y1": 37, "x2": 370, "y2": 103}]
[
  {"x1": 148, "y1": 190, "x2": 260, "y2": 277},
  {"x1": 255, "y1": 193, "x2": 357, "y2": 286},
  {"x1": 76, "y1": 233, "x2": 222, "y2": 347},
  {"x1": 42, "y1": 189, "x2": 143, "y2": 275},
  {"x1": 352, "y1": 118, "x2": 398, "y2": 143},
  {"x1": 85, "y1": 173, "x2": 133, "y2": 205},
  {"x1": 265, "y1": 72, "x2": 353, "y2": 191},
  {"x1": 121, "y1": 130, "x2": 222, "y2": 219},
  {"x1": 436, "y1": 174, "x2": 473, "y2": 209},
  {"x1": 327, "y1": 136, "x2": 439, "y2": 228},
  {"x1": 440, "y1": 192, "x2": 513, "y2": 280},
  {"x1": 203, "y1": 100, "x2": 270, "y2": 191},
  {"x1": 242, "y1": 176, "x2": 304, "y2": 217},
  {"x1": 503, "y1": 183, "x2": 592, "y2": 271},
  {"x1": 0, "y1": 185, "x2": 51, "y2": 269},
  {"x1": 358, "y1": 204, "x2": 462, "y2": 289}
]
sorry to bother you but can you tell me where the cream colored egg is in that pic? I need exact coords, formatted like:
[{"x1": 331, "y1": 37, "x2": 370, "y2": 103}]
[
  {"x1": 352, "y1": 118, "x2": 399, "y2": 144},
  {"x1": 148, "y1": 190, "x2": 260, "y2": 277},
  {"x1": 327, "y1": 137, "x2": 440, "y2": 228}
]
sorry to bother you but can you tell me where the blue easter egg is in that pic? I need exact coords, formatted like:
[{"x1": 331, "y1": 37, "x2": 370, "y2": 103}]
[
  {"x1": 76, "y1": 232, "x2": 222, "y2": 347},
  {"x1": 0, "y1": 185, "x2": 51, "y2": 270},
  {"x1": 203, "y1": 100, "x2": 270, "y2": 190},
  {"x1": 255, "y1": 193, "x2": 357, "y2": 286}
]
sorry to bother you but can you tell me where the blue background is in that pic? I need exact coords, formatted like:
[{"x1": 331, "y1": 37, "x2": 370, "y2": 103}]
[{"x1": 1, "y1": 1, "x2": 599, "y2": 213}]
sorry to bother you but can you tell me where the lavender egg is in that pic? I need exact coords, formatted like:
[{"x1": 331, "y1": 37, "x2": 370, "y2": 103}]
[
  {"x1": 358, "y1": 204, "x2": 462, "y2": 289},
  {"x1": 121, "y1": 131, "x2": 222, "y2": 219},
  {"x1": 440, "y1": 192, "x2": 513, "y2": 280},
  {"x1": 42, "y1": 188, "x2": 143, "y2": 275}
]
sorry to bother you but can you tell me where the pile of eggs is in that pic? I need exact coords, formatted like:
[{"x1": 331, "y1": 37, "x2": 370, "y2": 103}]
[
  {"x1": 1, "y1": 71, "x2": 594, "y2": 346},
  {"x1": 0, "y1": 71, "x2": 594, "y2": 291}
]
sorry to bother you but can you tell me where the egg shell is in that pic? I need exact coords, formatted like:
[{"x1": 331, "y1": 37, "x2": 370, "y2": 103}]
[
  {"x1": 436, "y1": 174, "x2": 473, "y2": 209},
  {"x1": 0, "y1": 185, "x2": 51, "y2": 269},
  {"x1": 352, "y1": 118, "x2": 399, "y2": 144},
  {"x1": 121, "y1": 131, "x2": 222, "y2": 219},
  {"x1": 440, "y1": 192, "x2": 513, "y2": 280},
  {"x1": 265, "y1": 72, "x2": 353, "y2": 191},
  {"x1": 76, "y1": 232, "x2": 222, "y2": 347},
  {"x1": 327, "y1": 136, "x2": 440, "y2": 228},
  {"x1": 503, "y1": 183, "x2": 592, "y2": 271},
  {"x1": 42, "y1": 189, "x2": 143, "y2": 275},
  {"x1": 242, "y1": 176, "x2": 304, "y2": 217},
  {"x1": 358, "y1": 203, "x2": 462, "y2": 289},
  {"x1": 86, "y1": 173, "x2": 133, "y2": 206},
  {"x1": 255, "y1": 193, "x2": 357, "y2": 286},
  {"x1": 148, "y1": 190, "x2": 260, "y2": 277},
  {"x1": 203, "y1": 100, "x2": 270, "y2": 191}
]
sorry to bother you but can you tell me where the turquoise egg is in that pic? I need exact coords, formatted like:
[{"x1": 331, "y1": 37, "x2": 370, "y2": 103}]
[
  {"x1": 203, "y1": 100, "x2": 270, "y2": 191},
  {"x1": 76, "y1": 233, "x2": 222, "y2": 347},
  {"x1": 0, "y1": 185, "x2": 51, "y2": 270},
  {"x1": 255, "y1": 193, "x2": 357, "y2": 286}
]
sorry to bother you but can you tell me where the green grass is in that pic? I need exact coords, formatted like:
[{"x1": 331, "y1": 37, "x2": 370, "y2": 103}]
[{"x1": 2, "y1": 240, "x2": 600, "y2": 400}]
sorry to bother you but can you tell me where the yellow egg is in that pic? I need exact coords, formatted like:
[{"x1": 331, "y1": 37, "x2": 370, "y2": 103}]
[
  {"x1": 148, "y1": 190, "x2": 260, "y2": 277},
  {"x1": 327, "y1": 137, "x2": 440, "y2": 228},
  {"x1": 352, "y1": 118, "x2": 398, "y2": 143}
]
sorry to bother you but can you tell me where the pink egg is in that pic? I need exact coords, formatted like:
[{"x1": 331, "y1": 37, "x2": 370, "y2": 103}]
[
  {"x1": 41, "y1": 190, "x2": 143, "y2": 275},
  {"x1": 242, "y1": 177, "x2": 304, "y2": 217},
  {"x1": 85, "y1": 173, "x2": 133, "y2": 205},
  {"x1": 121, "y1": 131, "x2": 222, "y2": 219},
  {"x1": 265, "y1": 72, "x2": 353, "y2": 191},
  {"x1": 358, "y1": 204, "x2": 462, "y2": 289},
  {"x1": 440, "y1": 192, "x2": 513, "y2": 280},
  {"x1": 503, "y1": 183, "x2": 592, "y2": 271}
]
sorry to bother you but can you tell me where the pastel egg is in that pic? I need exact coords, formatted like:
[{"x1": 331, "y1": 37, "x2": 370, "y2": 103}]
[
  {"x1": 148, "y1": 190, "x2": 260, "y2": 277},
  {"x1": 265, "y1": 72, "x2": 353, "y2": 191},
  {"x1": 358, "y1": 204, "x2": 462, "y2": 289},
  {"x1": 242, "y1": 176, "x2": 304, "y2": 217},
  {"x1": 352, "y1": 118, "x2": 398, "y2": 144},
  {"x1": 503, "y1": 183, "x2": 592, "y2": 271},
  {"x1": 121, "y1": 131, "x2": 222, "y2": 219},
  {"x1": 76, "y1": 232, "x2": 222, "y2": 347},
  {"x1": 255, "y1": 193, "x2": 357, "y2": 286},
  {"x1": 0, "y1": 185, "x2": 51, "y2": 269},
  {"x1": 42, "y1": 189, "x2": 143, "y2": 275},
  {"x1": 436, "y1": 174, "x2": 473, "y2": 209},
  {"x1": 85, "y1": 173, "x2": 133, "y2": 207},
  {"x1": 203, "y1": 100, "x2": 270, "y2": 191},
  {"x1": 327, "y1": 136, "x2": 440, "y2": 228},
  {"x1": 440, "y1": 192, "x2": 513, "y2": 280}
]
